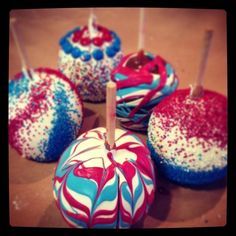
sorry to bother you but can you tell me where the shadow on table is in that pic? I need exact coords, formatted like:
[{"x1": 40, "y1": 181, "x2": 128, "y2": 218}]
[
  {"x1": 79, "y1": 107, "x2": 100, "y2": 134},
  {"x1": 131, "y1": 168, "x2": 173, "y2": 228},
  {"x1": 38, "y1": 199, "x2": 145, "y2": 228},
  {"x1": 148, "y1": 171, "x2": 175, "y2": 222},
  {"x1": 147, "y1": 170, "x2": 227, "y2": 224},
  {"x1": 9, "y1": 108, "x2": 99, "y2": 185},
  {"x1": 36, "y1": 155, "x2": 226, "y2": 228},
  {"x1": 9, "y1": 147, "x2": 56, "y2": 184},
  {"x1": 37, "y1": 200, "x2": 68, "y2": 228}
]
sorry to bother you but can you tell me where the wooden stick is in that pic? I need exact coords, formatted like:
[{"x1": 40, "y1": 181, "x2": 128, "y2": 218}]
[
  {"x1": 106, "y1": 81, "x2": 117, "y2": 150},
  {"x1": 88, "y1": 8, "x2": 97, "y2": 39},
  {"x1": 190, "y1": 30, "x2": 214, "y2": 98},
  {"x1": 138, "y1": 8, "x2": 145, "y2": 51},
  {"x1": 10, "y1": 18, "x2": 33, "y2": 79}
]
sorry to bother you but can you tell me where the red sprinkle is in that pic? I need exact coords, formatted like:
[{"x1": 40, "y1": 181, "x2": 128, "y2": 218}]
[{"x1": 153, "y1": 89, "x2": 227, "y2": 148}]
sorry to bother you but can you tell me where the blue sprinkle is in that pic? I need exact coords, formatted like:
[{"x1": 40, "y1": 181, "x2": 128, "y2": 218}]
[
  {"x1": 147, "y1": 140, "x2": 227, "y2": 187},
  {"x1": 43, "y1": 88, "x2": 81, "y2": 162},
  {"x1": 106, "y1": 46, "x2": 116, "y2": 57},
  {"x1": 81, "y1": 51, "x2": 91, "y2": 61},
  {"x1": 92, "y1": 49, "x2": 104, "y2": 60},
  {"x1": 72, "y1": 47, "x2": 81, "y2": 58},
  {"x1": 9, "y1": 75, "x2": 29, "y2": 98}
]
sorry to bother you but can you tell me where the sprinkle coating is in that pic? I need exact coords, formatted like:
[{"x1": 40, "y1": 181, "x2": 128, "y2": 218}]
[
  {"x1": 9, "y1": 68, "x2": 83, "y2": 162},
  {"x1": 148, "y1": 89, "x2": 227, "y2": 176},
  {"x1": 58, "y1": 25, "x2": 123, "y2": 102}
]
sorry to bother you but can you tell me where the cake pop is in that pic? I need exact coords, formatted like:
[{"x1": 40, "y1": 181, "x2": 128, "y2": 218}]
[
  {"x1": 147, "y1": 30, "x2": 227, "y2": 186},
  {"x1": 58, "y1": 13, "x2": 123, "y2": 102},
  {"x1": 111, "y1": 9, "x2": 178, "y2": 131},
  {"x1": 53, "y1": 82, "x2": 155, "y2": 228}
]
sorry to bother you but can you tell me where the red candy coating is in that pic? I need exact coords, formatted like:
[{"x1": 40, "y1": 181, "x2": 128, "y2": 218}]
[
  {"x1": 72, "y1": 24, "x2": 113, "y2": 47},
  {"x1": 92, "y1": 37, "x2": 103, "y2": 46},
  {"x1": 80, "y1": 37, "x2": 91, "y2": 46},
  {"x1": 72, "y1": 31, "x2": 83, "y2": 43},
  {"x1": 103, "y1": 32, "x2": 112, "y2": 42}
]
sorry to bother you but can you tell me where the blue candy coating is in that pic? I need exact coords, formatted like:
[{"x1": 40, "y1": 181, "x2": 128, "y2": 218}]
[
  {"x1": 41, "y1": 89, "x2": 81, "y2": 162},
  {"x1": 62, "y1": 40, "x2": 73, "y2": 54},
  {"x1": 115, "y1": 62, "x2": 179, "y2": 130},
  {"x1": 113, "y1": 41, "x2": 121, "y2": 52},
  {"x1": 60, "y1": 27, "x2": 122, "y2": 63},
  {"x1": 92, "y1": 49, "x2": 104, "y2": 60},
  {"x1": 72, "y1": 47, "x2": 81, "y2": 58},
  {"x1": 110, "y1": 31, "x2": 122, "y2": 53},
  {"x1": 59, "y1": 37, "x2": 66, "y2": 47},
  {"x1": 81, "y1": 51, "x2": 91, "y2": 61},
  {"x1": 147, "y1": 140, "x2": 227, "y2": 187},
  {"x1": 106, "y1": 47, "x2": 116, "y2": 57}
]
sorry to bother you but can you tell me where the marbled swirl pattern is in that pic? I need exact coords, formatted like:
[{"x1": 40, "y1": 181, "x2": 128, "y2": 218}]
[
  {"x1": 53, "y1": 127, "x2": 155, "y2": 228},
  {"x1": 112, "y1": 52, "x2": 178, "y2": 131}
]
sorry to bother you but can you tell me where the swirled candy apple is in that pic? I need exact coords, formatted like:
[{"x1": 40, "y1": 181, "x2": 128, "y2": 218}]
[
  {"x1": 112, "y1": 50, "x2": 178, "y2": 131},
  {"x1": 53, "y1": 82, "x2": 156, "y2": 228}
]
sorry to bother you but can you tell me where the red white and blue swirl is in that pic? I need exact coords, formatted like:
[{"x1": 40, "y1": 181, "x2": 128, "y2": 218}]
[
  {"x1": 8, "y1": 68, "x2": 83, "y2": 162},
  {"x1": 53, "y1": 127, "x2": 155, "y2": 228},
  {"x1": 111, "y1": 52, "x2": 178, "y2": 131}
]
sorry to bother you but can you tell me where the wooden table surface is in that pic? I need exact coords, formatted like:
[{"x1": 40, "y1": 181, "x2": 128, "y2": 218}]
[{"x1": 9, "y1": 8, "x2": 227, "y2": 228}]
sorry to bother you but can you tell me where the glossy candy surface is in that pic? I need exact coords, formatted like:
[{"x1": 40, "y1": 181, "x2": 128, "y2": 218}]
[
  {"x1": 112, "y1": 52, "x2": 178, "y2": 131},
  {"x1": 53, "y1": 127, "x2": 155, "y2": 228}
]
